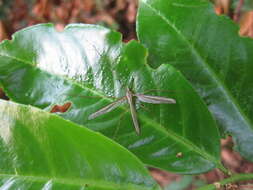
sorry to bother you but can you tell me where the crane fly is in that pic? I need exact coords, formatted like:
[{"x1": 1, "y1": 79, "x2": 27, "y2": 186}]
[{"x1": 88, "y1": 88, "x2": 176, "y2": 135}]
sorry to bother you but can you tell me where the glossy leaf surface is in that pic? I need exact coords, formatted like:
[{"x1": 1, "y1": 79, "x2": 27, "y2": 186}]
[
  {"x1": 0, "y1": 99, "x2": 160, "y2": 190},
  {"x1": 137, "y1": 0, "x2": 253, "y2": 161},
  {"x1": 0, "y1": 24, "x2": 221, "y2": 174}
]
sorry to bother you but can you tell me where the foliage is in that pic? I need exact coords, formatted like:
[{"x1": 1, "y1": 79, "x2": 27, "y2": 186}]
[
  {"x1": 0, "y1": 23, "x2": 222, "y2": 174},
  {"x1": 0, "y1": 0, "x2": 253, "y2": 189},
  {"x1": 137, "y1": 0, "x2": 253, "y2": 162},
  {"x1": 0, "y1": 99, "x2": 160, "y2": 190},
  {"x1": 164, "y1": 176, "x2": 202, "y2": 190}
]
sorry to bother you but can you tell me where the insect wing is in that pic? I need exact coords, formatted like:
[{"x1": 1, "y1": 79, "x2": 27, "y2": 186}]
[
  {"x1": 88, "y1": 97, "x2": 127, "y2": 120},
  {"x1": 136, "y1": 94, "x2": 176, "y2": 104}
]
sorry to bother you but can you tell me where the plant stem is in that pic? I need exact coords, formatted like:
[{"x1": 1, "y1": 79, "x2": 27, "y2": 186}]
[
  {"x1": 217, "y1": 162, "x2": 230, "y2": 176},
  {"x1": 196, "y1": 173, "x2": 253, "y2": 190}
]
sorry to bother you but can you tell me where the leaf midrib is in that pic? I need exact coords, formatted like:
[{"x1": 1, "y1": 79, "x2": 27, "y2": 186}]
[
  {"x1": 141, "y1": 1, "x2": 253, "y2": 129},
  {"x1": 0, "y1": 173, "x2": 154, "y2": 190},
  {"x1": 0, "y1": 52, "x2": 113, "y2": 102},
  {"x1": 139, "y1": 113, "x2": 219, "y2": 165},
  {"x1": 0, "y1": 52, "x2": 219, "y2": 167}
]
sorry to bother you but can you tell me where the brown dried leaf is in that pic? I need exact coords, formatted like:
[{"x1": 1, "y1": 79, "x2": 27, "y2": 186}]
[
  {"x1": 50, "y1": 102, "x2": 72, "y2": 113},
  {"x1": 126, "y1": 0, "x2": 137, "y2": 23},
  {"x1": 32, "y1": 0, "x2": 51, "y2": 20},
  {"x1": 0, "y1": 88, "x2": 9, "y2": 100},
  {"x1": 214, "y1": 0, "x2": 231, "y2": 15},
  {"x1": 0, "y1": 21, "x2": 9, "y2": 41},
  {"x1": 239, "y1": 11, "x2": 253, "y2": 38}
]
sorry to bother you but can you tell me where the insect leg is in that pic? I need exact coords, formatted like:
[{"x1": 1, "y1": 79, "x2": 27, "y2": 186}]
[
  {"x1": 88, "y1": 97, "x2": 127, "y2": 120},
  {"x1": 112, "y1": 110, "x2": 128, "y2": 139}
]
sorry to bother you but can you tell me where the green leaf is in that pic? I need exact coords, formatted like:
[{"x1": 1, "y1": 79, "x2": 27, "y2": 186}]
[
  {"x1": 137, "y1": 0, "x2": 253, "y2": 161},
  {"x1": 0, "y1": 24, "x2": 222, "y2": 174},
  {"x1": 0, "y1": 99, "x2": 160, "y2": 190},
  {"x1": 164, "y1": 176, "x2": 194, "y2": 190}
]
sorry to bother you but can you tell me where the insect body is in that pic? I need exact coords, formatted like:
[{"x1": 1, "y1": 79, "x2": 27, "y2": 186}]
[{"x1": 88, "y1": 88, "x2": 176, "y2": 135}]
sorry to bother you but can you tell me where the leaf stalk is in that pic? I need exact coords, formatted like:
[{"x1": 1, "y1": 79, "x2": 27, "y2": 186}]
[{"x1": 196, "y1": 173, "x2": 253, "y2": 190}]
